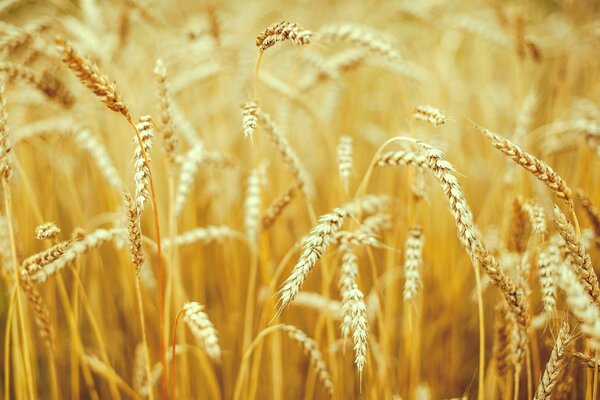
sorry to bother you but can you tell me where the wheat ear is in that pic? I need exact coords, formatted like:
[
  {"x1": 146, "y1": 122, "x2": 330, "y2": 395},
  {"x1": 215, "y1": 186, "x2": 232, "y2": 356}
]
[
  {"x1": 182, "y1": 302, "x2": 221, "y2": 362},
  {"x1": 0, "y1": 79, "x2": 13, "y2": 181},
  {"x1": 256, "y1": 21, "x2": 312, "y2": 52},
  {"x1": 412, "y1": 105, "x2": 447, "y2": 126},
  {"x1": 533, "y1": 322, "x2": 572, "y2": 400},
  {"x1": 403, "y1": 226, "x2": 424, "y2": 301},
  {"x1": 153, "y1": 58, "x2": 178, "y2": 164},
  {"x1": 337, "y1": 136, "x2": 353, "y2": 192}
]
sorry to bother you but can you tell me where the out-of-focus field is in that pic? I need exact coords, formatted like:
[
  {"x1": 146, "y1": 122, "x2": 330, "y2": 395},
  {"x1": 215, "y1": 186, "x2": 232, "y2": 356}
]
[{"x1": 1, "y1": 0, "x2": 600, "y2": 399}]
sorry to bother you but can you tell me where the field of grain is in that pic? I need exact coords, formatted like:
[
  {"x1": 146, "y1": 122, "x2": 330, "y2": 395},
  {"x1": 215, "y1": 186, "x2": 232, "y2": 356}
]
[{"x1": 1, "y1": 0, "x2": 600, "y2": 399}]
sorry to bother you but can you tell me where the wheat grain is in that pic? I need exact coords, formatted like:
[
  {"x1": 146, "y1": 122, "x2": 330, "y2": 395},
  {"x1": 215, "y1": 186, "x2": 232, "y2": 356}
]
[
  {"x1": 280, "y1": 324, "x2": 334, "y2": 397},
  {"x1": 553, "y1": 205, "x2": 600, "y2": 307},
  {"x1": 133, "y1": 116, "x2": 154, "y2": 215},
  {"x1": 477, "y1": 125, "x2": 573, "y2": 205},
  {"x1": 154, "y1": 58, "x2": 178, "y2": 164},
  {"x1": 577, "y1": 189, "x2": 600, "y2": 247},
  {"x1": 182, "y1": 302, "x2": 221, "y2": 362},
  {"x1": 55, "y1": 35, "x2": 129, "y2": 116},
  {"x1": 509, "y1": 196, "x2": 528, "y2": 253},
  {"x1": 278, "y1": 208, "x2": 347, "y2": 312},
  {"x1": 559, "y1": 266, "x2": 600, "y2": 349},
  {"x1": 403, "y1": 226, "x2": 424, "y2": 301},
  {"x1": 0, "y1": 79, "x2": 13, "y2": 181},
  {"x1": 523, "y1": 200, "x2": 546, "y2": 237},
  {"x1": 256, "y1": 21, "x2": 312, "y2": 51},
  {"x1": 241, "y1": 101, "x2": 258, "y2": 141},
  {"x1": 534, "y1": 322, "x2": 572, "y2": 400},
  {"x1": 30, "y1": 228, "x2": 125, "y2": 283},
  {"x1": 262, "y1": 184, "x2": 298, "y2": 229},
  {"x1": 493, "y1": 301, "x2": 513, "y2": 376},
  {"x1": 537, "y1": 247, "x2": 558, "y2": 317},
  {"x1": 244, "y1": 164, "x2": 266, "y2": 246},
  {"x1": 19, "y1": 269, "x2": 55, "y2": 349},
  {"x1": 255, "y1": 107, "x2": 314, "y2": 199},
  {"x1": 163, "y1": 226, "x2": 243, "y2": 248},
  {"x1": 413, "y1": 105, "x2": 447, "y2": 126},
  {"x1": 35, "y1": 223, "x2": 60, "y2": 241},
  {"x1": 337, "y1": 136, "x2": 353, "y2": 191},
  {"x1": 124, "y1": 191, "x2": 144, "y2": 275}
]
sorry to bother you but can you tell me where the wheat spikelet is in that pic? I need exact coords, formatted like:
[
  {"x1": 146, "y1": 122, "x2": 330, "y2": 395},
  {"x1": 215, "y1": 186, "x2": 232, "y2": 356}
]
[
  {"x1": 538, "y1": 247, "x2": 558, "y2": 317},
  {"x1": 299, "y1": 49, "x2": 365, "y2": 90},
  {"x1": 376, "y1": 149, "x2": 427, "y2": 169},
  {"x1": 337, "y1": 136, "x2": 353, "y2": 191},
  {"x1": 293, "y1": 292, "x2": 343, "y2": 320},
  {"x1": 262, "y1": 184, "x2": 298, "y2": 229},
  {"x1": 244, "y1": 164, "x2": 266, "y2": 246},
  {"x1": 153, "y1": 58, "x2": 178, "y2": 164},
  {"x1": 571, "y1": 352, "x2": 600, "y2": 369},
  {"x1": 255, "y1": 107, "x2": 314, "y2": 199},
  {"x1": 577, "y1": 189, "x2": 600, "y2": 247},
  {"x1": 55, "y1": 35, "x2": 129, "y2": 116},
  {"x1": 280, "y1": 324, "x2": 334, "y2": 397},
  {"x1": 337, "y1": 247, "x2": 368, "y2": 381},
  {"x1": 333, "y1": 230, "x2": 381, "y2": 248},
  {"x1": 477, "y1": 125, "x2": 573, "y2": 205},
  {"x1": 417, "y1": 142, "x2": 528, "y2": 328},
  {"x1": 255, "y1": 21, "x2": 312, "y2": 51},
  {"x1": 163, "y1": 226, "x2": 243, "y2": 248},
  {"x1": 339, "y1": 248, "x2": 359, "y2": 340},
  {"x1": 133, "y1": 116, "x2": 154, "y2": 215},
  {"x1": 341, "y1": 194, "x2": 390, "y2": 217},
  {"x1": 30, "y1": 228, "x2": 125, "y2": 283},
  {"x1": 72, "y1": 126, "x2": 124, "y2": 190},
  {"x1": 493, "y1": 301, "x2": 513, "y2": 376},
  {"x1": 278, "y1": 208, "x2": 347, "y2": 313},
  {"x1": 0, "y1": 18, "x2": 51, "y2": 56},
  {"x1": 513, "y1": 89, "x2": 538, "y2": 142},
  {"x1": 0, "y1": 61, "x2": 75, "y2": 107},
  {"x1": 315, "y1": 24, "x2": 401, "y2": 62},
  {"x1": 174, "y1": 143, "x2": 203, "y2": 216},
  {"x1": 559, "y1": 266, "x2": 600, "y2": 349},
  {"x1": 0, "y1": 79, "x2": 13, "y2": 181},
  {"x1": 413, "y1": 105, "x2": 447, "y2": 126},
  {"x1": 553, "y1": 205, "x2": 600, "y2": 307},
  {"x1": 241, "y1": 101, "x2": 258, "y2": 141},
  {"x1": 22, "y1": 238, "x2": 74, "y2": 274},
  {"x1": 509, "y1": 196, "x2": 528, "y2": 253},
  {"x1": 314, "y1": 24, "x2": 426, "y2": 81},
  {"x1": 124, "y1": 191, "x2": 144, "y2": 275},
  {"x1": 534, "y1": 322, "x2": 572, "y2": 400},
  {"x1": 35, "y1": 223, "x2": 60, "y2": 241},
  {"x1": 523, "y1": 200, "x2": 546, "y2": 237},
  {"x1": 403, "y1": 226, "x2": 424, "y2": 301},
  {"x1": 182, "y1": 302, "x2": 221, "y2": 362},
  {"x1": 19, "y1": 269, "x2": 55, "y2": 349}
]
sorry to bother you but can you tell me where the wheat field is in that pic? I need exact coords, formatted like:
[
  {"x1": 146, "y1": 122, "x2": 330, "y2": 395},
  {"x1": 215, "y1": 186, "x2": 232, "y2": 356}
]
[{"x1": 1, "y1": 0, "x2": 600, "y2": 399}]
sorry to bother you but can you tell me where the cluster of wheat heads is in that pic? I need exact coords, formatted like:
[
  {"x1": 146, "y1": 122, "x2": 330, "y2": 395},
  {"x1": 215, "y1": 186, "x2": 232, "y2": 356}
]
[{"x1": 1, "y1": 0, "x2": 600, "y2": 399}]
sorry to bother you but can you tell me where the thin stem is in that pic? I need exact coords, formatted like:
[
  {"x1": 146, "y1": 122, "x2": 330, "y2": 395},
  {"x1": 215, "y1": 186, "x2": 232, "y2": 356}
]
[{"x1": 170, "y1": 308, "x2": 185, "y2": 400}]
